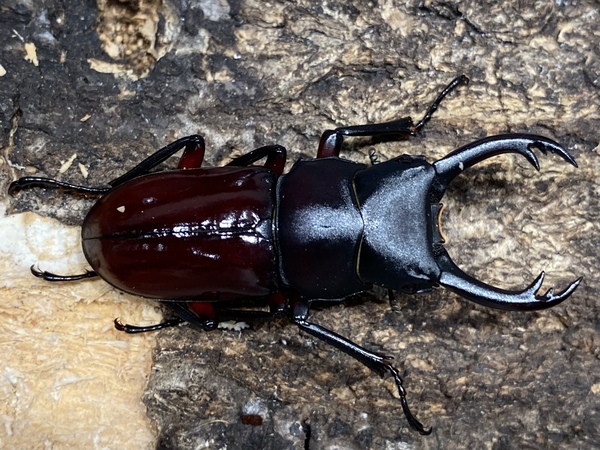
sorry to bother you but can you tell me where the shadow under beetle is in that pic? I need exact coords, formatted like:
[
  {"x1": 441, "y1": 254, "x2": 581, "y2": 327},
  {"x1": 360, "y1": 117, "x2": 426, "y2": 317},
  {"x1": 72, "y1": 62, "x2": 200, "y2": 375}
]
[{"x1": 9, "y1": 76, "x2": 582, "y2": 435}]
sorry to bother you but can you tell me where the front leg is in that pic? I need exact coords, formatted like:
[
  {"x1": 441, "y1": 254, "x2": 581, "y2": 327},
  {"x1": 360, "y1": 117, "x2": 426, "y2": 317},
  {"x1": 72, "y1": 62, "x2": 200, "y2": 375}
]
[
  {"x1": 316, "y1": 75, "x2": 468, "y2": 158},
  {"x1": 289, "y1": 297, "x2": 431, "y2": 435}
]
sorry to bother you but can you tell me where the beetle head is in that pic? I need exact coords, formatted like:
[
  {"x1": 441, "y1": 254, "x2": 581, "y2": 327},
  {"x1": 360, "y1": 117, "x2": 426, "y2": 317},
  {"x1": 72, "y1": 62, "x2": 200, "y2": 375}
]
[{"x1": 358, "y1": 134, "x2": 581, "y2": 310}]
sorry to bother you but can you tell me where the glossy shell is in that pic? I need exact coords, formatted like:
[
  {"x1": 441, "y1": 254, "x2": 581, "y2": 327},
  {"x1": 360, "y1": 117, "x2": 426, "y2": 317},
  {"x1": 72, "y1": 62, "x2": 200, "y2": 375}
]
[
  {"x1": 82, "y1": 166, "x2": 278, "y2": 300},
  {"x1": 276, "y1": 158, "x2": 370, "y2": 299}
]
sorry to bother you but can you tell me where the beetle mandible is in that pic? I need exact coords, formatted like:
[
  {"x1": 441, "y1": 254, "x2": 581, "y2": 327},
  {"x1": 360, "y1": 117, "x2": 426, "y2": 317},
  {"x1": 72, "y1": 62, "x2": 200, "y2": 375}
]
[{"x1": 9, "y1": 75, "x2": 581, "y2": 435}]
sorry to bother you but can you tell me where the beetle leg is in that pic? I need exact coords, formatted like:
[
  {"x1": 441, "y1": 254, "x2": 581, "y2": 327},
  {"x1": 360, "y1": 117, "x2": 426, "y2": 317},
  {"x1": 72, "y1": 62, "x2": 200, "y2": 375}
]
[
  {"x1": 8, "y1": 177, "x2": 111, "y2": 195},
  {"x1": 8, "y1": 135, "x2": 207, "y2": 195},
  {"x1": 30, "y1": 265, "x2": 98, "y2": 281},
  {"x1": 316, "y1": 75, "x2": 469, "y2": 158},
  {"x1": 227, "y1": 145, "x2": 287, "y2": 177},
  {"x1": 171, "y1": 301, "x2": 219, "y2": 330},
  {"x1": 109, "y1": 135, "x2": 206, "y2": 187},
  {"x1": 169, "y1": 297, "x2": 287, "y2": 331},
  {"x1": 177, "y1": 136, "x2": 206, "y2": 169},
  {"x1": 114, "y1": 317, "x2": 185, "y2": 333},
  {"x1": 116, "y1": 294, "x2": 288, "y2": 334},
  {"x1": 411, "y1": 75, "x2": 469, "y2": 132},
  {"x1": 210, "y1": 293, "x2": 288, "y2": 323},
  {"x1": 290, "y1": 298, "x2": 431, "y2": 435},
  {"x1": 116, "y1": 301, "x2": 218, "y2": 334},
  {"x1": 316, "y1": 119, "x2": 413, "y2": 158}
]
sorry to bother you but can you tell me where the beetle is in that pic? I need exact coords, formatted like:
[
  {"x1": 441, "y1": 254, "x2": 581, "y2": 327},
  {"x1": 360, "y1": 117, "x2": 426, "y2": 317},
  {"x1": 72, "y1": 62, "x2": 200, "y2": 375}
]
[{"x1": 9, "y1": 75, "x2": 581, "y2": 435}]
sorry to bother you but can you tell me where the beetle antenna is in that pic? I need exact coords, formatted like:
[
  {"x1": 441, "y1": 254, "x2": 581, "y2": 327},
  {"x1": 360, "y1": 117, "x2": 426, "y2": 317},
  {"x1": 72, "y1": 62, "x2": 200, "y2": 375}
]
[
  {"x1": 388, "y1": 289, "x2": 401, "y2": 313},
  {"x1": 369, "y1": 148, "x2": 379, "y2": 165}
]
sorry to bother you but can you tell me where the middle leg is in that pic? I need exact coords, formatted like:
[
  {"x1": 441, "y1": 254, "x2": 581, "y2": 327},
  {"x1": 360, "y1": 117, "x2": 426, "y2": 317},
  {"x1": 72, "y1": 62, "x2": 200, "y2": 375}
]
[
  {"x1": 317, "y1": 75, "x2": 469, "y2": 158},
  {"x1": 115, "y1": 293, "x2": 288, "y2": 333},
  {"x1": 227, "y1": 145, "x2": 287, "y2": 177}
]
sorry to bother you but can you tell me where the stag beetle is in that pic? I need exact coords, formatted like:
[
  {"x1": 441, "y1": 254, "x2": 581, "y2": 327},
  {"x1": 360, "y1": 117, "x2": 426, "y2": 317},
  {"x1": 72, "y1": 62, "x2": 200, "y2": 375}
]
[{"x1": 9, "y1": 76, "x2": 581, "y2": 434}]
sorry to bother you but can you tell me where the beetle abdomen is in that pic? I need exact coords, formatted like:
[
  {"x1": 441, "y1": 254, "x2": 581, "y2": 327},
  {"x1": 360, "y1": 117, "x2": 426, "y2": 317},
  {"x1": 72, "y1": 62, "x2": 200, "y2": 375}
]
[{"x1": 82, "y1": 167, "x2": 278, "y2": 300}]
